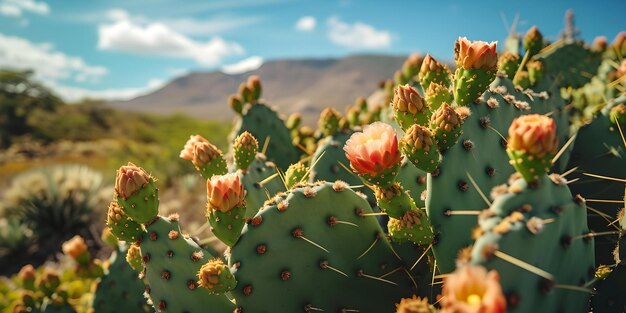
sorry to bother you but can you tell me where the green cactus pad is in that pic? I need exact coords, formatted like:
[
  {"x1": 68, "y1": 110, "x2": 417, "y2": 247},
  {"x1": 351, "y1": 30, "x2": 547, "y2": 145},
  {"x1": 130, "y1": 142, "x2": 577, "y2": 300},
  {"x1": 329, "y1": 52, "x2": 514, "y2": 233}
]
[
  {"x1": 196, "y1": 157, "x2": 227, "y2": 181},
  {"x1": 116, "y1": 179, "x2": 159, "y2": 224},
  {"x1": 240, "y1": 154, "x2": 285, "y2": 218},
  {"x1": 309, "y1": 130, "x2": 375, "y2": 204},
  {"x1": 107, "y1": 202, "x2": 144, "y2": 243},
  {"x1": 471, "y1": 174, "x2": 594, "y2": 313},
  {"x1": 427, "y1": 76, "x2": 569, "y2": 274},
  {"x1": 453, "y1": 67, "x2": 496, "y2": 106},
  {"x1": 92, "y1": 246, "x2": 151, "y2": 313},
  {"x1": 566, "y1": 95, "x2": 626, "y2": 265},
  {"x1": 207, "y1": 206, "x2": 246, "y2": 247},
  {"x1": 139, "y1": 216, "x2": 235, "y2": 313},
  {"x1": 231, "y1": 103, "x2": 299, "y2": 171},
  {"x1": 533, "y1": 42, "x2": 602, "y2": 89},
  {"x1": 506, "y1": 149, "x2": 552, "y2": 184},
  {"x1": 229, "y1": 182, "x2": 418, "y2": 312}
]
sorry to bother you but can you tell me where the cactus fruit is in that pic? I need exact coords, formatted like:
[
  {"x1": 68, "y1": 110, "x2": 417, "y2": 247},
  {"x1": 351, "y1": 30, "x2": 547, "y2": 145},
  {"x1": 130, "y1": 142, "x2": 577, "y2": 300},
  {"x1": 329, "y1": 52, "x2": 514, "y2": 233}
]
[
  {"x1": 498, "y1": 52, "x2": 521, "y2": 78},
  {"x1": 106, "y1": 201, "x2": 143, "y2": 243},
  {"x1": 233, "y1": 131, "x2": 258, "y2": 172},
  {"x1": 513, "y1": 71, "x2": 531, "y2": 90},
  {"x1": 229, "y1": 182, "x2": 417, "y2": 312},
  {"x1": 180, "y1": 135, "x2": 228, "y2": 180},
  {"x1": 284, "y1": 162, "x2": 309, "y2": 189},
  {"x1": 424, "y1": 82, "x2": 451, "y2": 111},
  {"x1": 429, "y1": 103, "x2": 463, "y2": 151},
  {"x1": 114, "y1": 163, "x2": 159, "y2": 224},
  {"x1": 395, "y1": 295, "x2": 435, "y2": 313},
  {"x1": 126, "y1": 243, "x2": 143, "y2": 272},
  {"x1": 523, "y1": 26, "x2": 543, "y2": 57},
  {"x1": 470, "y1": 173, "x2": 594, "y2": 313},
  {"x1": 387, "y1": 207, "x2": 434, "y2": 246},
  {"x1": 526, "y1": 60, "x2": 544, "y2": 86},
  {"x1": 419, "y1": 54, "x2": 452, "y2": 90},
  {"x1": 400, "y1": 124, "x2": 441, "y2": 173},
  {"x1": 506, "y1": 115, "x2": 558, "y2": 184},
  {"x1": 392, "y1": 85, "x2": 431, "y2": 131},
  {"x1": 197, "y1": 258, "x2": 236, "y2": 294},
  {"x1": 206, "y1": 173, "x2": 247, "y2": 246},
  {"x1": 344, "y1": 122, "x2": 402, "y2": 187},
  {"x1": 139, "y1": 215, "x2": 235, "y2": 312},
  {"x1": 453, "y1": 37, "x2": 498, "y2": 106},
  {"x1": 318, "y1": 107, "x2": 342, "y2": 137}
]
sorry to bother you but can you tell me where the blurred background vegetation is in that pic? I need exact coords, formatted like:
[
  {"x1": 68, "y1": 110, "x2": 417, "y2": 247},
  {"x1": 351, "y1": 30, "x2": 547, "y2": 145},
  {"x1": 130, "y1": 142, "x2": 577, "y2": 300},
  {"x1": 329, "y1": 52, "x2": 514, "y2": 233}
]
[{"x1": 0, "y1": 69, "x2": 229, "y2": 274}]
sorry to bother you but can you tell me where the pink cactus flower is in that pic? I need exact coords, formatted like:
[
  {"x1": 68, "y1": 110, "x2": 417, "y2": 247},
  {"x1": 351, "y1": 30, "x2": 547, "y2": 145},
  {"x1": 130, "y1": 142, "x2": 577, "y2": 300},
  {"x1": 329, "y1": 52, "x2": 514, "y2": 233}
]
[
  {"x1": 507, "y1": 114, "x2": 557, "y2": 157},
  {"x1": 344, "y1": 122, "x2": 401, "y2": 177},
  {"x1": 207, "y1": 173, "x2": 245, "y2": 213},
  {"x1": 440, "y1": 265, "x2": 506, "y2": 313},
  {"x1": 115, "y1": 162, "x2": 150, "y2": 199},
  {"x1": 455, "y1": 37, "x2": 498, "y2": 70},
  {"x1": 180, "y1": 135, "x2": 208, "y2": 160}
]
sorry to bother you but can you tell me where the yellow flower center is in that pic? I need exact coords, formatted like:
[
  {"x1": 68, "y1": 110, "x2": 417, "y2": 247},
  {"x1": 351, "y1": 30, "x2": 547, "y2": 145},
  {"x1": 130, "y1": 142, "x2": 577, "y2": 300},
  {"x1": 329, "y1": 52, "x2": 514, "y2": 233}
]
[{"x1": 466, "y1": 294, "x2": 482, "y2": 306}]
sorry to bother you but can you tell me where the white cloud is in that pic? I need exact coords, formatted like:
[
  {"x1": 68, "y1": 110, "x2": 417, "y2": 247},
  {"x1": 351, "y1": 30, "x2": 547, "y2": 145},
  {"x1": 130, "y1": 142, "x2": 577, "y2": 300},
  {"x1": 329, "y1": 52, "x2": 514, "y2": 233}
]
[
  {"x1": 0, "y1": 0, "x2": 49, "y2": 17},
  {"x1": 0, "y1": 33, "x2": 107, "y2": 83},
  {"x1": 98, "y1": 9, "x2": 244, "y2": 66},
  {"x1": 327, "y1": 16, "x2": 391, "y2": 49},
  {"x1": 221, "y1": 56, "x2": 263, "y2": 75},
  {"x1": 48, "y1": 78, "x2": 166, "y2": 102},
  {"x1": 295, "y1": 16, "x2": 316, "y2": 32}
]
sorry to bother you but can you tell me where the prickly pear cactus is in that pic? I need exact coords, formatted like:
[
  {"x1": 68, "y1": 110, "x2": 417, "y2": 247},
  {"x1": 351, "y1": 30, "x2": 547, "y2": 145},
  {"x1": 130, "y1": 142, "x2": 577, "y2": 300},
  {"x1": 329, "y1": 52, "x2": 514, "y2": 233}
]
[
  {"x1": 92, "y1": 246, "x2": 151, "y2": 313},
  {"x1": 230, "y1": 102, "x2": 299, "y2": 171},
  {"x1": 139, "y1": 215, "x2": 235, "y2": 312},
  {"x1": 229, "y1": 182, "x2": 419, "y2": 312},
  {"x1": 470, "y1": 174, "x2": 594, "y2": 313},
  {"x1": 566, "y1": 95, "x2": 626, "y2": 265},
  {"x1": 533, "y1": 41, "x2": 602, "y2": 89},
  {"x1": 239, "y1": 154, "x2": 285, "y2": 218},
  {"x1": 427, "y1": 77, "x2": 569, "y2": 273}
]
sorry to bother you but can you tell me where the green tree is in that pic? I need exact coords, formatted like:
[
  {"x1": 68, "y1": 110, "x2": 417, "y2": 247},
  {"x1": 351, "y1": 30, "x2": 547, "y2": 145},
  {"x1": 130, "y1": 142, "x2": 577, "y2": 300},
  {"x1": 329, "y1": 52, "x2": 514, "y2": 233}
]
[{"x1": 0, "y1": 69, "x2": 62, "y2": 148}]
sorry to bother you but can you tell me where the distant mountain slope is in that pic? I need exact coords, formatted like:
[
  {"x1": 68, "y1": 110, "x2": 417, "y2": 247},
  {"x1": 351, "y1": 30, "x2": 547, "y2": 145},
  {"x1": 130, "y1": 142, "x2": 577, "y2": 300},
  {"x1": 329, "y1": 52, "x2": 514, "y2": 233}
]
[{"x1": 112, "y1": 55, "x2": 406, "y2": 125}]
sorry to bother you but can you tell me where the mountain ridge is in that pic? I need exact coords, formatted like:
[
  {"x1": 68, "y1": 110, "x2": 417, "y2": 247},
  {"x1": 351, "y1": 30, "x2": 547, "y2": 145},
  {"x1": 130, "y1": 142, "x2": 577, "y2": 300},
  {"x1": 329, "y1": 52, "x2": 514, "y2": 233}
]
[{"x1": 112, "y1": 54, "x2": 408, "y2": 125}]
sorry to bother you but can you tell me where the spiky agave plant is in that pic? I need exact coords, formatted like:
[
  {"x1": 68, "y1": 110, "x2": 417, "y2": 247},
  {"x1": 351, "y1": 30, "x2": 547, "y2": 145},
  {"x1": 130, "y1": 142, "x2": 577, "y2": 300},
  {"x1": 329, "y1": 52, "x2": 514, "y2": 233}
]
[{"x1": 1, "y1": 165, "x2": 111, "y2": 265}]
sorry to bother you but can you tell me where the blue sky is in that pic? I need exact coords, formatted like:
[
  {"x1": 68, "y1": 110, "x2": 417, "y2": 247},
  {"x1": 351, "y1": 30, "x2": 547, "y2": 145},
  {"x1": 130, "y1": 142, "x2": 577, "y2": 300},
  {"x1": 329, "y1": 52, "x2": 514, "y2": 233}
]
[{"x1": 0, "y1": 0, "x2": 624, "y2": 102}]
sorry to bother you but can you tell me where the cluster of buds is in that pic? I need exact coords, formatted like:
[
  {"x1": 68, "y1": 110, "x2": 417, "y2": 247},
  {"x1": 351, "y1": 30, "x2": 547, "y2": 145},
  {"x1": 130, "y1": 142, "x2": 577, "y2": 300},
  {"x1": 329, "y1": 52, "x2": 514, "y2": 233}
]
[
  {"x1": 392, "y1": 84, "x2": 430, "y2": 130},
  {"x1": 233, "y1": 131, "x2": 259, "y2": 172},
  {"x1": 180, "y1": 135, "x2": 228, "y2": 179}
]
